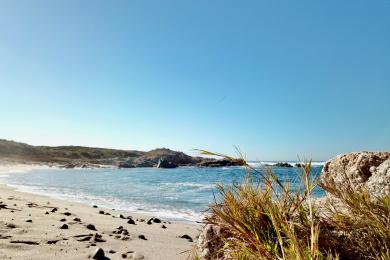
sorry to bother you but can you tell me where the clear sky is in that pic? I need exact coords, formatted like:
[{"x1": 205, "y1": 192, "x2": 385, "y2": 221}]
[{"x1": 0, "y1": 0, "x2": 389, "y2": 161}]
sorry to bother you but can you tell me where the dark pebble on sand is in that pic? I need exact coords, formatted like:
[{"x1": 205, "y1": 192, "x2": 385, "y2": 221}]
[
  {"x1": 127, "y1": 218, "x2": 136, "y2": 225},
  {"x1": 99, "y1": 210, "x2": 105, "y2": 214},
  {"x1": 60, "y1": 224, "x2": 69, "y2": 229},
  {"x1": 25, "y1": 219, "x2": 32, "y2": 223},
  {"x1": 161, "y1": 225, "x2": 167, "y2": 229},
  {"x1": 86, "y1": 224, "x2": 96, "y2": 230},
  {"x1": 60, "y1": 218, "x2": 66, "y2": 222},
  {"x1": 92, "y1": 247, "x2": 105, "y2": 259},
  {"x1": 138, "y1": 234, "x2": 147, "y2": 240},
  {"x1": 180, "y1": 234, "x2": 193, "y2": 242}
]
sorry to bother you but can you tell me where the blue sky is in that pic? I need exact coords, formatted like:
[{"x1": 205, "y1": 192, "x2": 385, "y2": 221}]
[{"x1": 0, "y1": 0, "x2": 389, "y2": 161}]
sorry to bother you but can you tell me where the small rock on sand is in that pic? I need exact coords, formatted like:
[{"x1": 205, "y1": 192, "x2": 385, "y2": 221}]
[
  {"x1": 6, "y1": 223, "x2": 17, "y2": 228},
  {"x1": 60, "y1": 224, "x2": 69, "y2": 229},
  {"x1": 179, "y1": 234, "x2": 193, "y2": 242},
  {"x1": 86, "y1": 224, "x2": 97, "y2": 230},
  {"x1": 25, "y1": 219, "x2": 32, "y2": 223},
  {"x1": 92, "y1": 247, "x2": 105, "y2": 259},
  {"x1": 138, "y1": 234, "x2": 147, "y2": 240},
  {"x1": 127, "y1": 218, "x2": 136, "y2": 225}
]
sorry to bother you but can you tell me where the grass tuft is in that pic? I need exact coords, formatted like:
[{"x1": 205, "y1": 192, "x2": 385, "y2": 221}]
[{"x1": 194, "y1": 153, "x2": 390, "y2": 260}]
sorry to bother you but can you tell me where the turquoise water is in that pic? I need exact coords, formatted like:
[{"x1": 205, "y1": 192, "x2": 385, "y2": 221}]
[{"x1": 0, "y1": 164, "x2": 324, "y2": 222}]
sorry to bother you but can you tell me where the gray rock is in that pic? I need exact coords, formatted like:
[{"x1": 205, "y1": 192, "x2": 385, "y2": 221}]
[
  {"x1": 197, "y1": 224, "x2": 221, "y2": 260},
  {"x1": 320, "y1": 152, "x2": 390, "y2": 197}
]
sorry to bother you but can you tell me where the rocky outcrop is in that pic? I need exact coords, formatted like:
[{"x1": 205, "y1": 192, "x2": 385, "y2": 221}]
[
  {"x1": 118, "y1": 161, "x2": 135, "y2": 168},
  {"x1": 156, "y1": 159, "x2": 178, "y2": 169},
  {"x1": 197, "y1": 158, "x2": 246, "y2": 167},
  {"x1": 320, "y1": 151, "x2": 390, "y2": 197},
  {"x1": 274, "y1": 162, "x2": 293, "y2": 168}
]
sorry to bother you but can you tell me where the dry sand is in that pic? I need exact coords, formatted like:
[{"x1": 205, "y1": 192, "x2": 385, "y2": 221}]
[{"x1": 0, "y1": 165, "x2": 200, "y2": 260}]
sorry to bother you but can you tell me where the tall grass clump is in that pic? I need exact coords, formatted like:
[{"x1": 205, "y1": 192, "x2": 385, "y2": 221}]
[{"x1": 195, "y1": 152, "x2": 390, "y2": 260}]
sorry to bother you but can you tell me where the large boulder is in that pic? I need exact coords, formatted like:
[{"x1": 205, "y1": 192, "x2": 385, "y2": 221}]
[{"x1": 320, "y1": 151, "x2": 390, "y2": 197}]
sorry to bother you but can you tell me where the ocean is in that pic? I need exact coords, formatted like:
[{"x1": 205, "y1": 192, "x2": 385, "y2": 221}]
[{"x1": 0, "y1": 163, "x2": 325, "y2": 222}]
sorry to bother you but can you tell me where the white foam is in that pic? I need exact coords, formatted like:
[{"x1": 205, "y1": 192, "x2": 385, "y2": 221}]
[
  {"x1": 7, "y1": 183, "x2": 204, "y2": 222},
  {"x1": 0, "y1": 164, "x2": 57, "y2": 174},
  {"x1": 160, "y1": 182, "x2": 215, "y2": 190}
]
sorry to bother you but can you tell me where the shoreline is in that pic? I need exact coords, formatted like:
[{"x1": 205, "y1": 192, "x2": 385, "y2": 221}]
[
  {"x1": 0, "y1": 182, "x2": 200, "y2": 259},
  {"x1": 0, "y1": 164, "x2": 206, "y2": 223}
]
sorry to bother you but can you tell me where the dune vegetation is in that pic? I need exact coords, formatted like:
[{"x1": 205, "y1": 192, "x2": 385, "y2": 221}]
[{"x1": 193, "y1": 153, "x2": 390, "y2": 260}]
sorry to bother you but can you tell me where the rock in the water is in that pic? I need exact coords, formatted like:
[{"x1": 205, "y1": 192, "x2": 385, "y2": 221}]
[
  {"x1": 197, "y1": 158, "x2": 245, "y2": 167},
  {"x1": 92, "y1": 247, "x2": 105, "y2": 259},
  {"x1": 274, "y1": 162, "x2": 293, "y2": 168},
  {"x1": 156, "y1": 158, "x2": 178, "y2": 168},
  {"x1": 320, "y1": 152, "x2": 390, "y2": 197}
]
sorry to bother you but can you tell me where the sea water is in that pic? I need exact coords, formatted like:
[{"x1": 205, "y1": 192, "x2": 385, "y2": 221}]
[{"x1": 0, "y1": 163, "x2": 324, "y2": 222}]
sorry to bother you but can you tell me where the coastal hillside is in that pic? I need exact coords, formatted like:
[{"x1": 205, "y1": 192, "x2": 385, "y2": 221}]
[{"x1": 0, "y1": 139, "x2": 201, "y2": 167}]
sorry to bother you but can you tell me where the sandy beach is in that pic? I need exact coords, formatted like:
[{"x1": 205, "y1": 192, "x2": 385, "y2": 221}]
[{"x1": 0, "y1": 165, "x2": 200, "y2": 260}]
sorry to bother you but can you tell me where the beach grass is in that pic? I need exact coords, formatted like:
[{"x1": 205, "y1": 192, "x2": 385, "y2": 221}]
[{"x1": 194, "y1": 152, "x2": 390, "y2": 260}]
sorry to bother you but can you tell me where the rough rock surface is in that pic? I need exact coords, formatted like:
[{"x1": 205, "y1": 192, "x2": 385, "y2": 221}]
[
  {"x1": 197, "y1": 224, "x2": 222, "y2": 260},
  {"x1": 320, "y1": 151, "x2": 390, "y2": 197}
]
